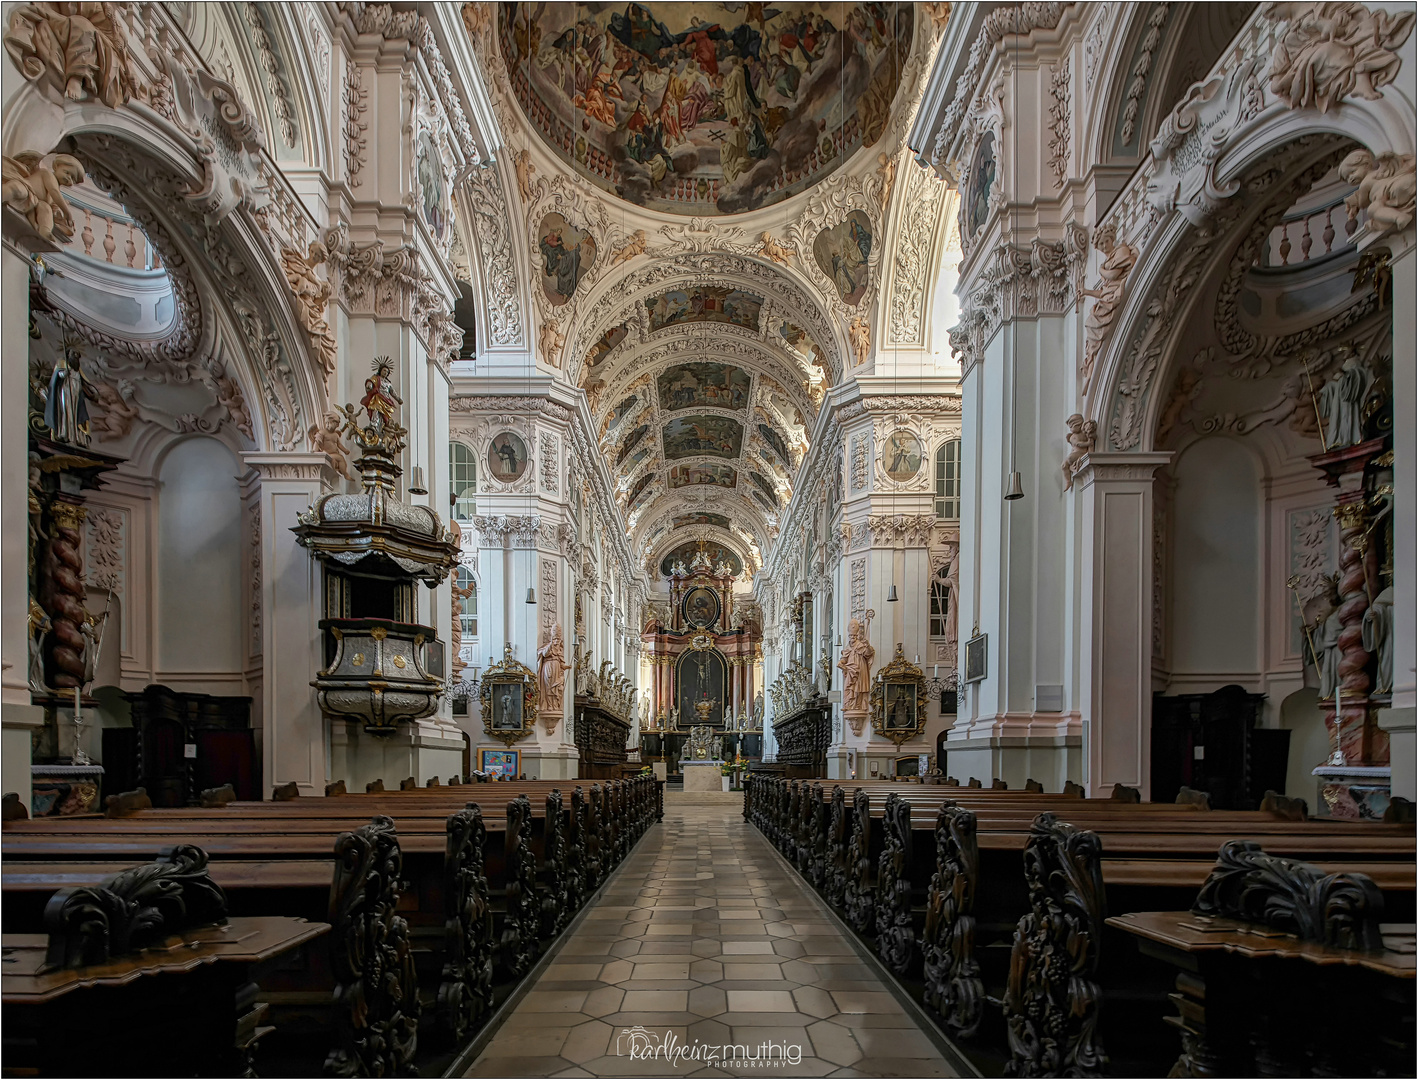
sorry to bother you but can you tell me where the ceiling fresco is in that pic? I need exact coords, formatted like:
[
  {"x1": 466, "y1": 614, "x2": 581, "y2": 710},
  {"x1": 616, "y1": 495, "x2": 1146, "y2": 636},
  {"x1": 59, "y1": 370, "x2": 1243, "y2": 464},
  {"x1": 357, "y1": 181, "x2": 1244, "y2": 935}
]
[
  {"x1": 498, "y1": 3, "x2": 915, "y2": 216},
  {"x1": 662, "y1": 414, "x2": 744, "y2": 460},
  {"x1": 657, "y1": 361, "x2": 752, "y2": 411},
  {"x1": 645, "y1": 285, "x2": 762, "y2": 331},
  {"x1": 669, "y1": 462, "x2": 737, "y2": 488}
]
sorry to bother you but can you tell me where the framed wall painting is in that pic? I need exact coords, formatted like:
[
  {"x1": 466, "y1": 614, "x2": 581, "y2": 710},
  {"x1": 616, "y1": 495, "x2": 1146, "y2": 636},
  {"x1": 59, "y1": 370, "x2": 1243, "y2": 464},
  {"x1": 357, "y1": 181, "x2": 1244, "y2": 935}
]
[
  {"x1": 964, "y1": 632, "x2": 988, "y2": 684},
  {"x1": 869, "y1": 643, "x2": 927, "y2": 747},
  {"x1": 478, "y1": 643, "x2": 537, "y2": 745}
]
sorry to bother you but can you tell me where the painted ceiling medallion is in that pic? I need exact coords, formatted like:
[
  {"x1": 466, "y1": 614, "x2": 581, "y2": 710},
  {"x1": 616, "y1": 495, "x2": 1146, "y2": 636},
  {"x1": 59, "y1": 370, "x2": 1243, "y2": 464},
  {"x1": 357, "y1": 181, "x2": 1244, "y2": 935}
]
[
  {"x1": 498, "y1": 3, "x2": 914, "y2": 216},
  {"x1": 537, "y1": 212, "x2": 596, "y2": 305}
]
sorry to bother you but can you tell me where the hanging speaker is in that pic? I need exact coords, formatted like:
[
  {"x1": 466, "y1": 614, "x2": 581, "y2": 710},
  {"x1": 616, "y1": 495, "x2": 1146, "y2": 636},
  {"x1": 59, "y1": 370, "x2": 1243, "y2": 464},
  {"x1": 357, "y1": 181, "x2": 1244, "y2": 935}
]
[
  {"x1": 525, "y1": 587, "x2": 537, "y2": 605},
  {"x1": 887, "y1": 584, "x2": 899, "y2": 603},
  {"x1": 1004, "y1": 471, "x2": 1025, "y2": 501}
]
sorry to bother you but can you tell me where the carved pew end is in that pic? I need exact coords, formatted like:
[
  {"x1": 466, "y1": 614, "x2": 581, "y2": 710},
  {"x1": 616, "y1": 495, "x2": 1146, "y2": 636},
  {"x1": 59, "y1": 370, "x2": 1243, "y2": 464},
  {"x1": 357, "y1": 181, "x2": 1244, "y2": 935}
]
[
  {"x1": 325, "y1": 780, "x2": 348, "y2": 797},
  {"x1": 105, "y1": 787, "x2": 152, "y2": 817},
  {"x1": 3, "y1": 791, "x2": 29, "y2": 821},
  {"x1": 200, "y1": 783, "x2": 236, "y2": 808},
  {"x1": 944, "y1": 776, "x2": 959, "y2": 786},
  {"x1": 400, "y1": 776, "x2": 417, "y2": 791},
  {"x1": 1063, "y1": 780, "x2": 1085, "y2": 797},
  {"x1": 1024, "y1": 778, "x2": 1044, "y2": 793},
  {"x1": 1110, "y1": 783, "x2": 1141, "y2": 803},
  {"x1": 271, "y1": 781, "x2": 301, "y2": 801},
  {"x1": 1176, "y1": 786, "x2": 1211, "y2": 810},
  {"x1": 966, "y1": 777, "x2": 982, "y2": 788},
  {"x1": 366, "y1": 779, "x2": 385, "y2": 793},
  {"x1": 991, "y1": 778, "x2": 1008, "y2": 790},
  {"x1": 1260, "y1": 790, "x2": 1308, "y2": 821},
  {"x1": 426, "y1": 777, "x2": 441, "y2": 787},
  {"x1": 1384, "y1": 795, "x2": 1414, "y2": 824},
  {"x1": 447, "y1": 775, "x2": 461, "y2": 787}
]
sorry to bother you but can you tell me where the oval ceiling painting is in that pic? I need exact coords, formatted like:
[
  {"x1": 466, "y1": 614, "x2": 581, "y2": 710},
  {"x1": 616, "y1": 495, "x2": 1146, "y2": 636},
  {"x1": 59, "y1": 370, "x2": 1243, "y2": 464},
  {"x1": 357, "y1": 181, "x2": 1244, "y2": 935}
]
[{"x1": 498, "y1": 4, "x2": 915, "y2": 216}]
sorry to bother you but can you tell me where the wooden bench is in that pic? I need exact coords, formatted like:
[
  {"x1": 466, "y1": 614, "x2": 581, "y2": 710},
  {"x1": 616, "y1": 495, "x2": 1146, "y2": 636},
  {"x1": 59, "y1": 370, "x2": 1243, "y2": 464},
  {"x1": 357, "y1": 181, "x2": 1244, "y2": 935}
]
[
  {"x1": 3, "y1": 775, "x2": 660, "y2": 1074},
  {"x1": 744, "y1": 774, "x2": 1416, "y2": 1077}
]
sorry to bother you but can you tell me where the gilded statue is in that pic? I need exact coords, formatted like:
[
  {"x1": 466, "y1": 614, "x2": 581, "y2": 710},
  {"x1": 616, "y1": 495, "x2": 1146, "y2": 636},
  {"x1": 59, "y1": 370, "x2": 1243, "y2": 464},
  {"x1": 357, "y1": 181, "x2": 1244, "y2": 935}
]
[
  {"x1": 4, "y1": 3, "x2": 143, "y2": 108},
  {"x1": 2, "y1": 151, "x2": 83, "y2": 243},
  {"x1": 536, "y1": 623, "x2": 570, "y2": 727},
  {"x1": 837, "y1": 616, "x2": 875, "y2": 714}
]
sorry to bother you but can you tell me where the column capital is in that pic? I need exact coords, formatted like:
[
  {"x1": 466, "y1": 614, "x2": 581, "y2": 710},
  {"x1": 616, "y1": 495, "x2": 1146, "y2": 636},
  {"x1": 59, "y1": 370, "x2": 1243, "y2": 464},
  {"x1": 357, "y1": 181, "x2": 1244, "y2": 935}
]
[
  {"x1": 1074, "y1": 451, "x2": 1173, "y2": 489},
  {"x1": 242, "y1": 452, "x2": 342, "y2": 489}
]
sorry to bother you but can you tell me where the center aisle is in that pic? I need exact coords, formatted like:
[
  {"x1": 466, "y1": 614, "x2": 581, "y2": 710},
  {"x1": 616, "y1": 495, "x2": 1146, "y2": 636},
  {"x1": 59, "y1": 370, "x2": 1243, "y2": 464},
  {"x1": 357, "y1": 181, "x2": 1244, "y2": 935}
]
[{"x1": 467, "y1": 791, "x2": 958, "y2": 1078}]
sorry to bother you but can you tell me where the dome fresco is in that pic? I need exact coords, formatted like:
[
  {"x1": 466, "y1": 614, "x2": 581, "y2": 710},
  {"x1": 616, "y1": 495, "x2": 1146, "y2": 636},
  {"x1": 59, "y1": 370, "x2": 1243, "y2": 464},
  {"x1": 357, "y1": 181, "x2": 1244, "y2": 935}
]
[{"x1": 499, "y1": 2, "x2": 914, "y2": 215}]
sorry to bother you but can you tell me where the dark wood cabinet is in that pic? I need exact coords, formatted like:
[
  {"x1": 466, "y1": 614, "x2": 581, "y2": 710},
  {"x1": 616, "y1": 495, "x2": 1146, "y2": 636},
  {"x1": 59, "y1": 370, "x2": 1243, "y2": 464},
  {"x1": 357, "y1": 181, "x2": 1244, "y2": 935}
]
[
  {"x1": 1151, "y1": 684, "x2": 1290, "y2": 809},
  {"x1": 102, "y1": 684, "x2": 256, "y2": 805},
  {"x1": 573, "y1": 699, "x2": 631, "y2": 779}
]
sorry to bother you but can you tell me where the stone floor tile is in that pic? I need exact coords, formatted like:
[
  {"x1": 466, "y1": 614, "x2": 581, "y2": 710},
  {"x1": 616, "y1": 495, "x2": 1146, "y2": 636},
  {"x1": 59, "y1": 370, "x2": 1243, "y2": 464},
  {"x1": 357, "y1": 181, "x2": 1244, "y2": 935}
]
[
  {"x1": 466, "y1": 1056, "x2": 570, "y2": 1077},
  {"x1": 805, "y1": 1020, "x2": 863, "y2": 1066},
  {"x1": 559, "y1": 1020, "x2": 616, "y2": 1066},
  {"x1": 580, "y1": 987, "x2": 626, "y2": 1018},
  {"x1": 465, "y1": 793, "x2": 955, "y2": 1079},
  {"x1": 828, "y1": 991, "x2": 903, "y2": 1015},
  {"x1": 792, "y1": 986, "x2": 839, "y2": 1019},
  {"x1": 722, "y1": 940, "x2": 776, "y2": 954},
  {"x1": 687, "y1": 984, "x2": 728, "y2": 1017},
  {"x1": 725, "y1": 989, "x2": 797, "y2": 1012},
  {"x1": 521, "y1": 990, "x2": 592, "y2": 1013}
]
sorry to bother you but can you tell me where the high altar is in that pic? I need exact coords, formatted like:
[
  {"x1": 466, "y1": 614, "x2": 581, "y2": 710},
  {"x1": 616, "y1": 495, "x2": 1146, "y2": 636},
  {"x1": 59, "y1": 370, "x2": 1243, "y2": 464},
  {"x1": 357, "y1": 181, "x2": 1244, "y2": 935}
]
[{"x1": 639, "y1": 541, "x2": 762, "y2": 773}]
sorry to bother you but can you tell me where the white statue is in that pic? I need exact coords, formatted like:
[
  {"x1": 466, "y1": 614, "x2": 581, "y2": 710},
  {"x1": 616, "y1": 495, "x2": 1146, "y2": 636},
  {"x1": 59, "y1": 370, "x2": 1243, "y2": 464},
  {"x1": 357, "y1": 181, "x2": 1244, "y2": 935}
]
[
  {"x1": 1079, "y1": 226, "x2": 1138, "y2": 394},
  {"x1": 2, "y1": 151, "x2": 83, "y2": 242},
  {"x1": 1338, "y1": 149, "x2": 1416, "y2": 238},
  {"x1": 1061, "y1": 413, "x2": 1097, "y2": 491},
  {"x1": 4, "y1": 3, "x2": 142, "y2": 107},
  {"x1": 309, "y1": 411, "x2": 353, "y2": 479},
  {"x1": 1318, "y1": 354, "x2": 1373, "y2": 449},
  {"x1": 27, "y1": 600, "x2": 51, "y2": 693},
  {"x1": 1362, "y1": 586, "x2": 1394, "y2": 695},
  {"x1": 1317, "y1": 605, "x2": 1343, "y2": 701}
]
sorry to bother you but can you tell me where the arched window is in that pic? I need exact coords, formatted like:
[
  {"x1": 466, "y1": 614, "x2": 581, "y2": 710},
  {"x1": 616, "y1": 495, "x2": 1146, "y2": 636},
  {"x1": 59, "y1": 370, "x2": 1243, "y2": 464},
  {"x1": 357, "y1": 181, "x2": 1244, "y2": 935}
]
[
  {"x1": 449, "y1": 442, "x2": 476, "y2": 520},
  {"x1": 929, "y1": 567, "x2": 950, "y2": 639},
  {"x1": 456, "y1": 566, "x2": 478, "y2": 638},
  {"x1": 935, "y1": 439, "x2": 961, "y2": 520}
]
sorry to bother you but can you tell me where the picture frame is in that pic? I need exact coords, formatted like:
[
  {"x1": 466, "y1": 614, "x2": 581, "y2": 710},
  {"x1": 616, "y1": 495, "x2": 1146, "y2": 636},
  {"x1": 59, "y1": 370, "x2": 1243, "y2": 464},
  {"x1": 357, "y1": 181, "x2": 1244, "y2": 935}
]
[
  {"x1": 479, "y1": 748, "x2": 520, "y2": 780},
  {"x1": 869, "y1": 643, "x2": 928, "y2": 747},
  {"x1": 478, "y1": 643, "x2": 537, "y2": 746},
  {"x1": 964, "y1": 632, "x2": 988, "y2": 684},
  {"x1": 423, "y1": 638, "x2": 445, "y2": 681}
]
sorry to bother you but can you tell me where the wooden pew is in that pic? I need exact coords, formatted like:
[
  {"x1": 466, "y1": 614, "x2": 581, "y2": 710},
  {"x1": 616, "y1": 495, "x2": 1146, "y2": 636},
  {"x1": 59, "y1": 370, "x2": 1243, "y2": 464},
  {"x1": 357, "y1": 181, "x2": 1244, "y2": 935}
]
[
  {"x1": 3, "y1": 775, "x2": 660, "y2": 1073},
  {"x1": 743, "y1": 774, "x2": 1417, "y2": 1077}
]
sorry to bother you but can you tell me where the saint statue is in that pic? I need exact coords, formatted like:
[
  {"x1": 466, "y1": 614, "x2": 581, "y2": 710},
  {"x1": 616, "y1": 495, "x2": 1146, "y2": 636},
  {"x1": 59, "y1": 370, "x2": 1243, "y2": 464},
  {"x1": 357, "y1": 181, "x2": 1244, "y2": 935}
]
[
  {"x1": 1362, "y1": 586, "x2": 1394, "y2": 695},
  {"x1": 1316, "y1": 605, "x2": 1343, "y2": 701},
  {"x1": 44, "y1": 346, "x2": 89, "y2": 447},
  {"x1": 1318, "y1": 354, "x2": 1373, "y2": 449},
  {"x1": 360, "y1": 357, "x2": 402, "y2": 434},
  {"x1": 837, "y1": 617, "x2": 875, "y2": 713},
  {"x1": 27, "y1": 600, "x2": 51, "y2": 694},
  {"x1": 536, "y1": 623, "x2": 570, "y2": 715}
]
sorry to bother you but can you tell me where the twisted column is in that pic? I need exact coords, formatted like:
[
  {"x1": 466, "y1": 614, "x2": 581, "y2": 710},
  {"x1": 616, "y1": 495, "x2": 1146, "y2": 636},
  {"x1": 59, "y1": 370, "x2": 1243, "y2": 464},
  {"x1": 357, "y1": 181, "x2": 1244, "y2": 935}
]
[{"x1": 38, "y1": 498, "x2": 87, "y2": 689}]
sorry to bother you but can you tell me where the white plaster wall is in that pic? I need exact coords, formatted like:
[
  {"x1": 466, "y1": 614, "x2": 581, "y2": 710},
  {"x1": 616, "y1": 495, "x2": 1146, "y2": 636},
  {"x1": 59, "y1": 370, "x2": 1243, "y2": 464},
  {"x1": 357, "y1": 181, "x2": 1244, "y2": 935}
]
[
  {"x1": 156, "y1": 437, "x2": 244, "y2": 687},
  {"x1": 1168, "y1": 438, "x2": 1262, "y2": 685},
  {"x1": 1280, "y1": 687, "x2": 1330, "y2": 805}
]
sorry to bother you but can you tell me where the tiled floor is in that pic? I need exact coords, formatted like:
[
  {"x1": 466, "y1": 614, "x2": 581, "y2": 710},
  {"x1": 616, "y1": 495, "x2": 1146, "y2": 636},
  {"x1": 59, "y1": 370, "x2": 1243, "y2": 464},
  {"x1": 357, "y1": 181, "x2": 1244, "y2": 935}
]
[{"x1": 466, "y1": 792, "x2": 958, "y2": 1078}]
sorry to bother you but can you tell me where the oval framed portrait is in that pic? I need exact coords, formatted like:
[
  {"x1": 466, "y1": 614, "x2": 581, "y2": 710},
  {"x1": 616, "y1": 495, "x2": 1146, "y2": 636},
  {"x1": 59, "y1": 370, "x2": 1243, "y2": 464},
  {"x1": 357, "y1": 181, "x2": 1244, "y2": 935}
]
[
  {"x1": 487, "y1": 431, "x2": 529, "y2": 483},
  {"x1": 882, "y1": 429, "x2": 923, "y2": 482}
]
